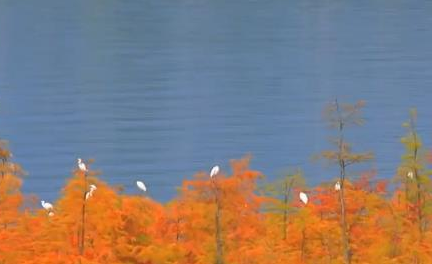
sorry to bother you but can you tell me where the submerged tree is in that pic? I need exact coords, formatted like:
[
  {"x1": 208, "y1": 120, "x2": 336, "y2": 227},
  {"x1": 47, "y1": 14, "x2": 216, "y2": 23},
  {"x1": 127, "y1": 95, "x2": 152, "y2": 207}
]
[{"x1": 317, "y1": 99, "x2": 373, "y2": 264}]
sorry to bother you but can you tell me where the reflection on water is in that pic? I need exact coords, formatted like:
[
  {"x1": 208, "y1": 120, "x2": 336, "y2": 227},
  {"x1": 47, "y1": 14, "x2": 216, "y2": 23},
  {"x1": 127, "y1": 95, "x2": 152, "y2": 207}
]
[{"x1": 1, "y1": 1, "x2": 432, "y2": 202}]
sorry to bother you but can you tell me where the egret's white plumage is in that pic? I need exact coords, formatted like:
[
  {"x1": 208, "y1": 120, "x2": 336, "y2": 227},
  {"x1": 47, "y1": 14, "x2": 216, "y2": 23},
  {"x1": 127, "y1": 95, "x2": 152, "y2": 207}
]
[
  {"x1": 77, "y1": 158, "x2": 88, "y2": 172},
  {"x1": 85, "y1": 185, "x2": 97, "y2": 200},
  {"x1": 335, "y1": 181, "x2": 341, "y2": 191},
  {"x1": 85, "y1": 191, "x2": 93, "y2": 200},
  {"x1": 136, "y1": 181, "x2": 147, "y2": 192},
  {"x1": 41, "y1": 200, "x2": 53, "y2": 211},
  {"x1": 210, "y1": 165, "x2": 220, "y2": 178},
  {"x1": 407, "y1": 171, "x2": 414, "y2": 179},
  {"x1": 299, "y1": 192, "x2": 308, "y2": 205}
]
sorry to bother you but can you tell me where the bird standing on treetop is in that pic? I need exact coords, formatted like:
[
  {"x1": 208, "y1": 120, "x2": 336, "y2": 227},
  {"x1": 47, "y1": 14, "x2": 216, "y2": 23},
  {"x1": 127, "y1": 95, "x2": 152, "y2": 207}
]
[
  {"x1": 210, "y1": 165, "x2": 220, "y2": 178},
  {"x1": 136, "y1": 180, "x2": 147, "y2": 192},
  {"x1": 407, "y1": 171, "x2": 414, "y2": 179},
  {"x1": 41, "y1": 200, "x2": 53, "y2": 211},
  {"x1": 86, "y1": 184, "x2": 97, "y2": 200},
  {"x1": 335, "y1": 181, "x2": 341, "y2": 191},
  {"x1": 77, "y1": 158, "x2": 88, "y2": 172},
  {"x1": 299, "y1": 192, "x2": 308, "y2": 205}
]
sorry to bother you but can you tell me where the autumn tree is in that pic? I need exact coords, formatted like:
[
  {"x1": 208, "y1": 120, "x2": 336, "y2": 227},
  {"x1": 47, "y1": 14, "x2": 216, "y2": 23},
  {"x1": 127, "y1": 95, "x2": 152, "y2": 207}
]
[
  {"x1": 398, "y1": 109, "x2": 432, "y2": 233},
  {"x1": 392, "y1": 109, "x2": 432, "y2": 263},
  {"x1": 317, "y1": 99, "x2": 373, "y2": 264},
  {"x1": 0, "y1": 140, "x2": 25, "y2": 229},
  {"x1": 113, "y1": 195, "x2": 184, "y2": 264},
  {"x1": 0, "y1": 139, "x2": 27, "y2": 264},
  {"x1": 20, "y1": 160, "x2": 124, "y2": 264},
  {"x1": 5, "y1": 105, "x2": 432, "y2": 263},
  {"x1": 171, "y1": 156, "x2": 267, "y2": 264},
  {"x1": 263, "y1": 169, "x2": 305, "y2": 241}
]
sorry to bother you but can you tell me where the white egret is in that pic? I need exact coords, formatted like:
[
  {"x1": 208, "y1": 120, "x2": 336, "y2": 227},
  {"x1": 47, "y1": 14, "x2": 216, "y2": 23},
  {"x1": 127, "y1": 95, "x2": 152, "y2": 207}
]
[
  {"x1": 210, "y1": 165, "x2": 220, "y2": 178},
  {"x1": 41, "y1": 200, "x2": 53, "y2": 211},
  {"x1": 85, "y1": 184, "x2": 97, "y2": 200},
  {"x1": 299, "y1": 192, "x2": 308, "y2": 205},
  {"x1": 335, "y1": 181, "x2": 341, "y2": 191},
  {"x1": 407, "y1": 171, "x2": 414, "y2": 179},
  {"x1": 136, "y1": 181, "x2": 147, "y2": 192},
  {"x1": 85, "y1": 189, "x2": 95, "y2": 200},
  {"x1": 77, "y1": 158, "x2": 88, "y2": 172}
]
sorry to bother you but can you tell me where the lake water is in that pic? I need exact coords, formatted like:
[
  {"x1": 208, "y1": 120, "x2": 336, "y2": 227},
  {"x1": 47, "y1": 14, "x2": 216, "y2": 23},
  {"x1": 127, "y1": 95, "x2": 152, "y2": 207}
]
[{"x1": 1, "y1": 1, "x2": 432, "y2": 202}]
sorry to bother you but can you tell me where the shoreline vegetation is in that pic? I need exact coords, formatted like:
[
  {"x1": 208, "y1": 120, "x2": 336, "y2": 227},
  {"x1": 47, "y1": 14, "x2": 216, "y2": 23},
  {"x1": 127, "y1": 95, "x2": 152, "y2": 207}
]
[{"x1": 1, "y1": 100, "x2": 432, "y2": 263}]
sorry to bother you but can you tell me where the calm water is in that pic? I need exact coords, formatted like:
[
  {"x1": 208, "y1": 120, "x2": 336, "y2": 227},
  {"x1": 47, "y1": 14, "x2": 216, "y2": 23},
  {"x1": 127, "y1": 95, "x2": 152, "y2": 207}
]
[{"x1": 1, "y1": 1, "x2": 432, "y2": 202}]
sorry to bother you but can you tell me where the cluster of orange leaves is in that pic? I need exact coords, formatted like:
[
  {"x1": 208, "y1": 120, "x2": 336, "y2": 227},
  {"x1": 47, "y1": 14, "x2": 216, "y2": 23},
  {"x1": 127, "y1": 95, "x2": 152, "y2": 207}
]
[{"x1": 0, "y1": 143, "x2": 432, "y2": 263}]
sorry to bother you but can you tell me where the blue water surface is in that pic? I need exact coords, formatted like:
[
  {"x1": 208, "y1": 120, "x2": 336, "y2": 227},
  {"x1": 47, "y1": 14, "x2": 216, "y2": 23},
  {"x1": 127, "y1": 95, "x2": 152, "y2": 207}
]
[{"x1": 1, "y1": 1, "x2": 432, "y2": 202}]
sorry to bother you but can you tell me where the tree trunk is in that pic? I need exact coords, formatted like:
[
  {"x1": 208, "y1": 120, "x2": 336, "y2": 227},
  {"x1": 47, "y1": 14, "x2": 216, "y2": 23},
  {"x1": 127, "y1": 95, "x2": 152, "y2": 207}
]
[
  {"x1": 212, "y1": 179, "x2": 224, "y2": 264},
  {"x1": 215, "y1": 195, "x2": 223, "y2": 264},
  {"x1": 1, "y1": 158, "x2": 5, "y2": 178},
  {"x1": 300, "y1": 228, "x2": 306, "y2": 262},
  {"x1": 79, "y1": 172, "x2": 87, "y2": 255},
  {"x1": 283, "y1": 179, "x2": 294, "y2": 240},
  {"x1": 338, "y1": 123, "x2": 351, "y2": 263},
  {"x1": 176, "y1": 217, "x2": 181, "y2": 242},
  {"x1": 339, "y1": 178, "x2": 351, "y2": 264}
]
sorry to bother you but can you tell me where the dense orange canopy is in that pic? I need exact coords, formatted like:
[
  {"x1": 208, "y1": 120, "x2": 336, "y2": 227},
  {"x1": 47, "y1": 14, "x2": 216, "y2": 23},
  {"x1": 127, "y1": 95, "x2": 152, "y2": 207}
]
[{"x1": 1, "y1": 107, "x2": 432, "y2": 264}]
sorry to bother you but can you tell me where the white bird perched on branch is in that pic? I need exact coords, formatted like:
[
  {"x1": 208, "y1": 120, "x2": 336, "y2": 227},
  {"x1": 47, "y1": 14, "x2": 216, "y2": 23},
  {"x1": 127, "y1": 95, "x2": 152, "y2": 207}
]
[
  {"x1": 136, "y1": 181, "x2": 147, "y2": 192},
  {"x1": 407, "y1": 171, "x2": 414, "y2": 179},
  {"x1": 77, "y1": 158, "x2": 88, "y2": 172},
  {"x1": 335, "y1": 181, "x2": 341, "y2": 191},
  {"x1": 210, "y1": 165, "x2": 220, "y2": 178},
  {"x1": 299, "y1": 192, "x2": 308, "y2": 205},
  {"x1": 85, "y1": 184, "x2": 97, "y2": 200},
  {"x1": 41, "y1": 200, "x2": 53, "y2": 211}
]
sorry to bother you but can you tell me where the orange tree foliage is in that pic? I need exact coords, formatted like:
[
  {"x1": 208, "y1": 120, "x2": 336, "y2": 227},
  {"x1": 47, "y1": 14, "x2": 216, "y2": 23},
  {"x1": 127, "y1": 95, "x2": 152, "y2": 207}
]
[
  {"x1": 2, "y1": 108, "x2": 432, "y2": 263},
  {"x1": 0, "y1": 157, "x2": 430, "y2": 264},
  {"x1": 166, "y1": 156, "x2": 268, "y2": 264}
]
